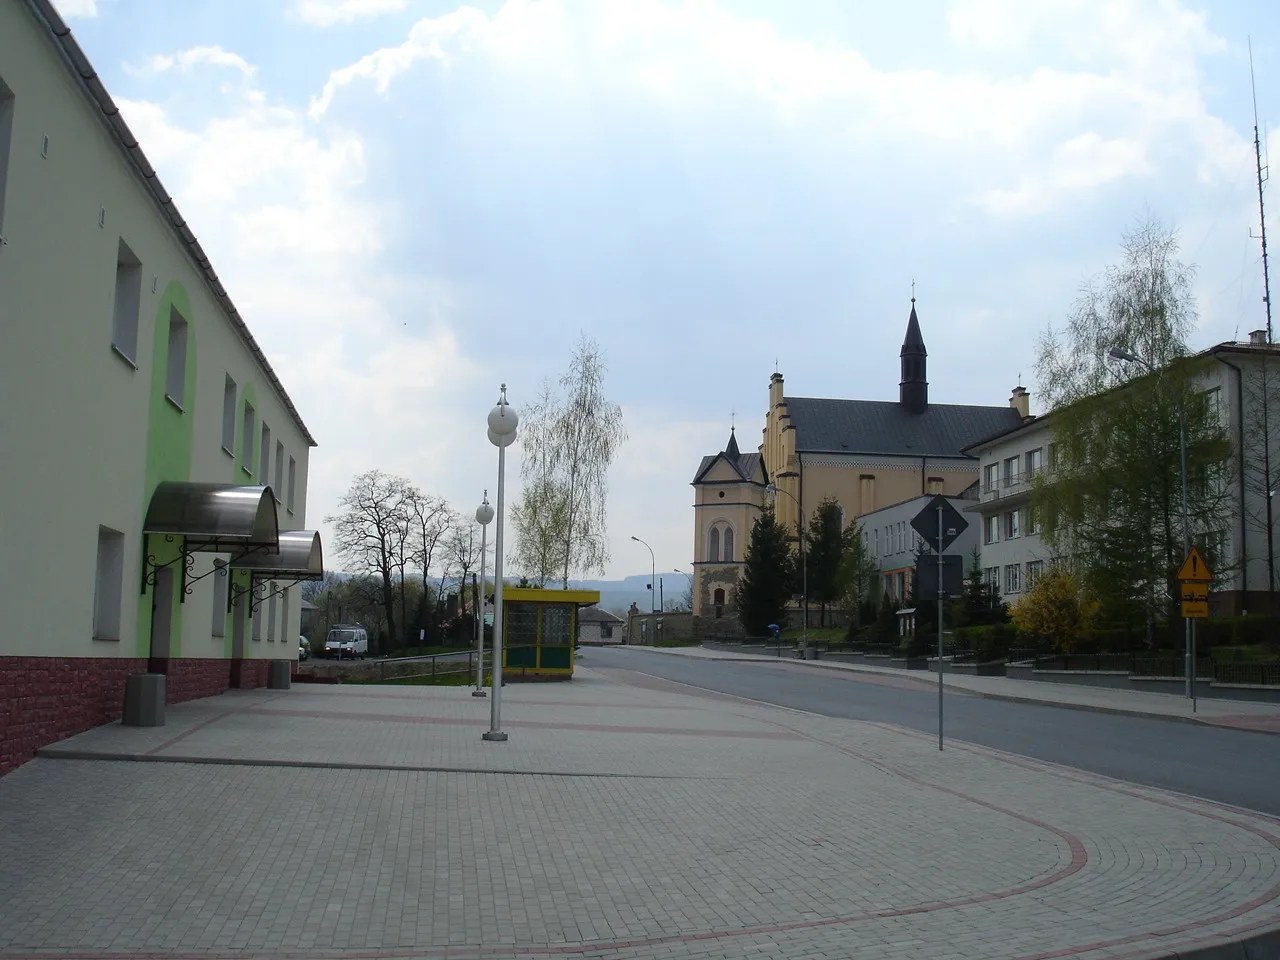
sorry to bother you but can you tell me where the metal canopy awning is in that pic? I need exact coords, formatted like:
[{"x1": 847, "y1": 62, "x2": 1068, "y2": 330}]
[
  {"x1": 234, "y1": 530, "x2": 324, "y2": 580},
  {"x1": 143, "y1": 481, "x2": 279, "y2": 552}
]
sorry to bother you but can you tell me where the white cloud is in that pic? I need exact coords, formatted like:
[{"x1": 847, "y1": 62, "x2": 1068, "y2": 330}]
[
  {"x1": 291, "y1": 0, "x2": 408, "y2": 27},
  {"x1": 308, "y1": 0, "x2": 1247, "y2": 216},
  {"x1": 131, "y1": 46, "x2": 256, "y2": 78},
  {"x1": 52, "y1": 0, "x2": 96, "y2": 18}
]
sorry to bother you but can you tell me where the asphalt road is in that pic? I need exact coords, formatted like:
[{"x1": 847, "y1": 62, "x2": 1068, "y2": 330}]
[{"x1": 583, "y1": 646, "x2": 1280, "y2": 816}]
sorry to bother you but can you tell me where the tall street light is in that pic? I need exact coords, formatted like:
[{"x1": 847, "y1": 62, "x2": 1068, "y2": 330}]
[
  {"x1": 484, "y1": 385, "x2": 518, "y2": 741},
  {"x1": 473, "y1": 491, "x2": 493, "y2": 699},
  {"x1": 1108, "y1": 347, "x2": 1194, "y2": 700},
  {"x1": 631, "y1": 535, "x2": 656, "y2": 614},
  {"x1": 768, "y1": 483, "x2": 807, "y2": 650}
]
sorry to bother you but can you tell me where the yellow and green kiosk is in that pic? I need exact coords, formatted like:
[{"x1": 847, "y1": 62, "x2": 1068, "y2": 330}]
[{"x1": 500, "y1": 588, "x2": 600, "y2": 680}]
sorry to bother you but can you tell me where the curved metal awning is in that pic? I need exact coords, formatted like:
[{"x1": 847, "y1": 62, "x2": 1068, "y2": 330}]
[
  {"x1": 143, "y1": 481, "x2": 279, "y2": 553},
  {"x1": 233, "y1": 530, "x2": 324, "y2": 579}
]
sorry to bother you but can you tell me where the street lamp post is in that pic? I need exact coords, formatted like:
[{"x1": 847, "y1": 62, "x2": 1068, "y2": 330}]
[
  {"x1": 768, "y1": 484, "x2": 807, "y2": 651},
  {"x1": 1109, "y1": 347, "x2": 1195, "y2": 702},
  {"x1": 484, "y1": 385, "x2": 518, "y2": 741},
  {"x1": 473, "y1": 492, "x2": 493, "y2": 698},
  {"x1": 632, "y1": 536, "x2": 656, "y2": 614}
]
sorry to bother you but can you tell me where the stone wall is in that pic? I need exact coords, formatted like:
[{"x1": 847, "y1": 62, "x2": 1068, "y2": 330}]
[{"x1": 164, "y1": 658, "x2": 233, "y2": 703}]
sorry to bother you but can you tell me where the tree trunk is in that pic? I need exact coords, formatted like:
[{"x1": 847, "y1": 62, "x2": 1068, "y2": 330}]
[{"x1": 381, "y1": 565, "x2": 397, "y2": 655}]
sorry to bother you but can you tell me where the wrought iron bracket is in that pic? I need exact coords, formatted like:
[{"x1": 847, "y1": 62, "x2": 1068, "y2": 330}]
[
  {"x1": 182, "y1": 544, "x2": 273, "y2": 602},
  {"x1": 249, "y1": 576, "x2": 310, "y2": 612},
  {"x1": 140, "y1": 534, "x2": 188, "y2": 595}
]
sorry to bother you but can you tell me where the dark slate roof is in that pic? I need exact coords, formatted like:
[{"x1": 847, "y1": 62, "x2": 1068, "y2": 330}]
[
  {"x1": 692, "y1": 451, "x2": 763, "y2": 484},
  {"x1": 578, "y1": 605, "x2": 624, "y2": 624},
  {"x1": 787, "y1": 398, "x2": 1022, "y2": 458},
  {"x1": 725, "y1": 428, "x2": 741, "y2": 459},
  {"x1": 901, "y1": 303, "x2": 926, "y2": 355}
]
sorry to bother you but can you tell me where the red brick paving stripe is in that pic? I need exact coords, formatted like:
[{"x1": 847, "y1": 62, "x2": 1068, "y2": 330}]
[{"x1": 238, "y1": 705, "x2": 804, "y2": 740}]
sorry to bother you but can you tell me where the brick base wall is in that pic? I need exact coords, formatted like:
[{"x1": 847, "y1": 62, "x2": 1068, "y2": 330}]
[
  {"x1": 229, "y1": 658, "x2": 270, "y2": 690},
  {"x1": 0, "y1": 656, "x2": 146, "y2": 777},
  {"x1": 163, "y1": 659, "x2": 232, "y2": 704}
]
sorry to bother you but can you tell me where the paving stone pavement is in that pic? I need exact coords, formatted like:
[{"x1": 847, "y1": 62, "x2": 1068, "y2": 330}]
[{"x1": 1, "y1": 666, "x2": 1279, "y2": 960}]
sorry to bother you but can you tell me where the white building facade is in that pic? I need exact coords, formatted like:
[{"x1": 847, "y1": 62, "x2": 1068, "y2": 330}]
[
  {"x1": 1, "y1": 0, "x2": 320, "y2": 774},
  {"x1": 859, "y1": 493, "x2": 981, "y2": 603}
]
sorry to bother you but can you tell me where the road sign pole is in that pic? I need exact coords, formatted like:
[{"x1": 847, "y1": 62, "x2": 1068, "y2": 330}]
[{"x1": 937, "y1": 502, "x2": 944, "y2": 752}]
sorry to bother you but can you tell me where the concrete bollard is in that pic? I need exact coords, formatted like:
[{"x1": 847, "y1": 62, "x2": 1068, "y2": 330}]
[
  {"x1": 267, "y1": 661, "x2": 292, "y2": 690},
  {"x1": 122, "y1": 673, "x2": 166, "y2": 727}
]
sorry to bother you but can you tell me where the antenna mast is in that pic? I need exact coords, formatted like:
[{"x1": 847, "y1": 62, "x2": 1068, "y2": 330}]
[{"x1": 1251, "y1": 39, "x2": 1274, "y2": 343}]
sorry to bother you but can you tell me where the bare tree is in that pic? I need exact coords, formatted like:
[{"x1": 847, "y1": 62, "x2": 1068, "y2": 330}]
[
  {"x1": 519, "y1": 336, "x2": 627, "y2": 587},
  {"x1": 445, "y1": 519, "x2": 482, "y2": 614},
  {"x1": 512, "y1": 473, "x2": 568, "y2": 587},
  {"x1": 326, "y1": 470, "x2": 413, "y2": 652},
  {"x1": 408, "y1": 490, "x2": 454, "y2": 610}
]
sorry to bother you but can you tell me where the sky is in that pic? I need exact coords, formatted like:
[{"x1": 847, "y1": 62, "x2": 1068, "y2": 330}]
[{"x1": 52, "y1": 0, "x2": 1280, "y2": 580}]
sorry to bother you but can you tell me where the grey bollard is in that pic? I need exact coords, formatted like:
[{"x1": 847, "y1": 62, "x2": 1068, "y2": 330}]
[
  {"x1": 122, "y1": 673, "x2": 166, "y2": 727},
  {"x1": 267, "y1": 661, "x2": 292, "y2": 690}
]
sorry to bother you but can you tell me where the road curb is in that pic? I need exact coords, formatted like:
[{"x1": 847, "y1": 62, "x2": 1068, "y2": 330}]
[{"x1": 633, "y1": 649, "x2": 1280, "y2": 736}]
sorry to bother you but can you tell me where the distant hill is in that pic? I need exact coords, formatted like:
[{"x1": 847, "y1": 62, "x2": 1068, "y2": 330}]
[{"x1": 569, "y1": 573, "x2": 692, "y2": 615}]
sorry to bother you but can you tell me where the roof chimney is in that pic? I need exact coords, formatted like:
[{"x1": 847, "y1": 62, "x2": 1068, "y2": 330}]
[
  {"x1": 1250, "y1": 329, "x2": 1268, "y2": 346},
  {"x1": 1010, "y1": 385, "x2": 1030, "y2": 420}
]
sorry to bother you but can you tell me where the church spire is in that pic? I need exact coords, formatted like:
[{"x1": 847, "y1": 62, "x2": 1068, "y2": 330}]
[
  {"x1": 899, "y1": 296, "x2": 928, "y2": 414},
  {"x1": 725, "y1": 425, "x2": 740, "y2": 460}
]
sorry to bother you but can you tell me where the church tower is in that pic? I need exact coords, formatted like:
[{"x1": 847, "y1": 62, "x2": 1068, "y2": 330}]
[{"x1": 899, "y1": 298, "x2": 928, "y2": 415}]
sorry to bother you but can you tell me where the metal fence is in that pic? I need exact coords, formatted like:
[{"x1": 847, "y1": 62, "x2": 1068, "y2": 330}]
[{"x1": 1214, "y1": 662, "x2": 1280, "y2": 686}]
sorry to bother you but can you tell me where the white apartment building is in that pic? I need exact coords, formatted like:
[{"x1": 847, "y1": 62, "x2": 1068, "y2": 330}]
[
  {"x1": 859, "y1": 493, "x2": 980, "y2": 603},
  {"x1": 0, "y1": 0, "x2": 321, "y2": 774},
  {"x1": 962, "y1": 342, "x2": 1280, "y2": 615}
]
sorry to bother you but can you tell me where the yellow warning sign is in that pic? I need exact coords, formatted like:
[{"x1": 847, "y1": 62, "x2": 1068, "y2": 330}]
[
  {"x1": 1176, "y1": 547, "x2": 1213, "y2": 583},
  {"x1": 1181, "y1": 600, "x2": 1209, "y2": 619},
  {"x1": 1180, "y1": 582, "x2": 1209, "y2": 602}
]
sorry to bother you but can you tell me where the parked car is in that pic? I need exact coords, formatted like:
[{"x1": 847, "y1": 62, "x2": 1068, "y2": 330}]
[
  {"x1": 324, "y1": 625, "x2": 369, "y2": 660},
  {"x1": 298, "y1": 636, "x2": 310, "y2": 661}
]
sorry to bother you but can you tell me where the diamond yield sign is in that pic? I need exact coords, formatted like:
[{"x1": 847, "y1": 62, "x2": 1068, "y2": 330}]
[
  {"x1": 1176, "y1": 546, "x2": 1213, "y2": 582},
  {"x1": 911, "y1": 495, "x2": 969, "y2": 554}
]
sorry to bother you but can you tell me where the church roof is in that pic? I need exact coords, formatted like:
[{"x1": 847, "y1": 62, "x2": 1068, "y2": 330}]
[
  {"x1": 786, "y1": 398, "x2": 1022, "y2": 459},
  {"x1": 692, "y1": 451, "x2": 764, "y2": 484},
  {"x1": 901, "y1": 302, "x2": 926, "y2": 355}
]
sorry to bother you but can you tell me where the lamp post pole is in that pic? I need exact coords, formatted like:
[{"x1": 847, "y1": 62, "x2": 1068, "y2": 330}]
[
  {"x1": 937, "y1": 500, "x2": 944, "y2": 751},
  {"x1": 632, "y1": 536, "x2": 656, "y2": 615},
  {"x1": 484, "y1": 386, "x2": 518, "y2": 742},
  {"x1": 1109, "y1": 347, "x2": 1195, "y2": 703},
  {"x1": 473, "y1": 492, "x2": 493, "y2": 698},
  {"x1": 769, "y1": 484, "x2": 807, "y2": 650}
]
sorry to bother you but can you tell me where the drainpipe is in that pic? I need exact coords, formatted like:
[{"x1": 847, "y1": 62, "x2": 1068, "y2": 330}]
[{"x1": 1216, "y1": 353, "x2": 1249, "y2": 613}]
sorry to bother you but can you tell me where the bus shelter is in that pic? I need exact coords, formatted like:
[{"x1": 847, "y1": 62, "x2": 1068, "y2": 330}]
[{"x1": 500, "y1": 588, "x2": 600, "y2": 680}]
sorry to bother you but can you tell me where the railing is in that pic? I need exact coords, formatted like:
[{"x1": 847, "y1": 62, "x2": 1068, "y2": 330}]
[
  {"x1": 1130, "y1": 656, "x2": 1213, "y2": 678},
  {"x1": 1215, "y1": 662, "x2": 1280, "y2": 686},
  {"x1": 1033, "y1": 653, "x2": 1134, "y2": 672}
]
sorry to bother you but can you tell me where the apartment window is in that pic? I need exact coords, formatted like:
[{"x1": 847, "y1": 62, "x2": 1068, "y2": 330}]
[
  {"x1": 221, "y1": 376, "x2": 236, "y2": 453},
  {"x1": 984, "y1": 515, "x2": 999, "y2": 545},
  {"x1": 267, "y1": 584, "x2": 277, "y2": 641},
  {"x1": 899, "y1": 522, "x2": 907, "y2": 552},
  {"x1": 873, "y1": 528, "x2": 880, "y2": 557},
  {"x1": 92, "y1": 526, "x2": 125, "y2": 640},
  {"x1": 1003, "y1": 456, "x2": 1020, "y2": 485},
  {"x1": 984, "y1": 567, "x2": 1001, "y2": 593},
  {"x1": 280, "y1": 587, "x2": 290, "y2": 645},
  {"x1": 165, "y1": 307, "x2": 188, "y2": 409},
  {"x1": 0, "y1": 78, "x2": 13, "y2": 237},
  {"x1": 1005, "y1": 563, "x2": 1022, "y2": 594},
  {"x1": 287, "y1": 457, "x2": 297, "y2": 514},
  {"x1": 927, "y1": 476, "x2": 944, "y2": 495},
  {"x1": 259, "y1": 423, "x2": 271, "y2": 486},
  {"x1": 1204, "y1": 387, "x2": 1222, "y2": 428},
  {"x1": 1005, "y1": 510, "x2": 1020, "y2": 539},
  {"x1": 983, "y1": 463, "x2": 999, "y2": 493},
  {"x1": 111, "y1": 240, "x2": 142, "y2": 364},
  {"x1": 1048, "y1": 443, "x2": 1059, "y2": 470},
  {"x1": 241, "y1": 401, "x2": 255, "y2": 472},
  {"x1": 1025, "y1": 448, "x2": 1043, "y2": 477},
  {"x1": 1027, "y1": 506, "x2": 1043, "y2": 536},
  {"x1": 896, "y1": 572, "x2": 906, "y2": 599},
  {"x1": 1026, "y1": 560, "x2": 1044, "y2": 588},
  {"x1": 211, "y1": 561, "x2": 228, "y2": 637},
  {"x1": 274, "y1": 441, "x2": 284, "y2": 498}
]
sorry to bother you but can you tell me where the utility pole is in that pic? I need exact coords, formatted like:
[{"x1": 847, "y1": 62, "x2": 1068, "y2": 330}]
[{"x1": 1251, "y1": 40, "x2": 1276, "y2": 599}]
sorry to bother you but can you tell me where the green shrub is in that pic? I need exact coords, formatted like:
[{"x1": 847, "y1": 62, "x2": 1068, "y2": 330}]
[
  {"x1": 954, "y1": 623, "x2": 1019, "y2": 661},
  {"x1": 1198, "y1": 615, "x2": 1280, "y2": 651}
]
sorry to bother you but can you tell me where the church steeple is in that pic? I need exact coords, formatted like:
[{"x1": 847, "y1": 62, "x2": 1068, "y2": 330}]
[
  {"x1": 899, "y1": 297, "x2": 928, "y2": 415},
  {"x1": 724, "y1": 426, "x2": 740, "y2": 461}
]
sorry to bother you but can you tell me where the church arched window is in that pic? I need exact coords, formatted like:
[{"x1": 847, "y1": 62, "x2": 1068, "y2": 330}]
[
  {"x1": 723, "y1": 526, "x2": 734, "y2": 562},
  {"x1": 708, "y1": 527, "x2": 720, "y2": 563}
]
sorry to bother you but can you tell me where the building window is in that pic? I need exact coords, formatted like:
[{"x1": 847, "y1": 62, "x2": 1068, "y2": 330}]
[
  {"x1": 211, "y1": 560, "x2": 228, "y2": 637},
  {"x1": 713, "y1": 587, "x2": 725, "y2": 618},
  {"x1": 708, "y1": 527, "x2": 720, "y2": 563},
  {"x1": 1048, "y1": 443, "x2": 1059, "y2": 470},
  {"x1": 723, "y1": 526, "x2": 734, "y2": 563},
  {"x1": 0, "y1": 78, "x2": 13, "y2": 238},
  {"x1": 1027, "y1": 506, "x2": 1043, "y2": 536},
  {"x1": 600, "y1": 624, "x2": 613, "y2": 639},
  {"x1": 241, "y1": 401, "x2": 255, "y2": 472},
  {"x1": 1005, "y1": 563, "x2": 1021, "y2": 594},
  {"x1": 927, "y1": 476, "x2": 944, "y2": 495},
  {"x1": 1005, "y1": 510, "x2": 1020, "y2": 539},
  {"x1": 1003, "y1": 456, "x2": 1020, "y2": 486},
  {"x1": 1204, "y1": 386, "x2": 1222, "y2": 428},
  {"x1": 984, "y1": 515, "x2": 999, "y2": 545},
  {"x1": 287, "y1": 457, "x2": 297, "y2": 514},
  {"x1": 898, "y1": 522, "x2": 906, "y2": 553},
  {"x1": 984, "y1": 566, "x2": 1000, "y2": 594},
  {"x1": 983, "y1": 463, "x2": 999, "y2": 493},
  {"x1": 259, "y1": 423, "x2": 271, "y2": 486},
  {"x1": 1025, "y1": 447, "x2": 1043, "y2": 477},
  {"x1": 221, "y1": 376, "x2": 236, "y2": 453},
  {"x1": 164, "y1": 307, "x2": 189, "y2": 409},
  {"x1": 92, "y1": 526, "x2": 125, "y2": 640},
  {"x1": 111, "y1": 240, "x2": 142, "y2": 365},
  {"x1": 873, "y1": 528, "x2": 880, "y2": 557},
  {"x1": 896, "y1": 571, "x2": 905, "y2": 599},
  {"x1": 1026, "y1": 560, "x2": 1043, "y2": 588},
  {"x1": 274, "y1": 440, "x2": 284, "y2": 498},
  {"x1": 267, "y1": 583, "x2": 277, "y2": 641}
]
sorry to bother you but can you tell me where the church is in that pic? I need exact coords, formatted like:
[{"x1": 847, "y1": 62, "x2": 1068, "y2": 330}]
[{"x1": 690, "y1": 301, "x2": 1028, "y2": 620}]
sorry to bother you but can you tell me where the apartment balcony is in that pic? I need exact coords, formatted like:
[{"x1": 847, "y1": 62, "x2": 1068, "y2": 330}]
[{"x1": 978, "y1": 465, "x2": 1049, "y2": 506}]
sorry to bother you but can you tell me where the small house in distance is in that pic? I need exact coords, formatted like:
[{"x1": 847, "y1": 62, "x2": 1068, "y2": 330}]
[{"x1": 578, "y1": 606, "x2": 625, "y2": 645}]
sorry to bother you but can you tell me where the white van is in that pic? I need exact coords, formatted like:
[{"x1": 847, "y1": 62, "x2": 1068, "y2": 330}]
[{"x1": 324, "y1": 625, "x2": 369, "y2": 660}]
